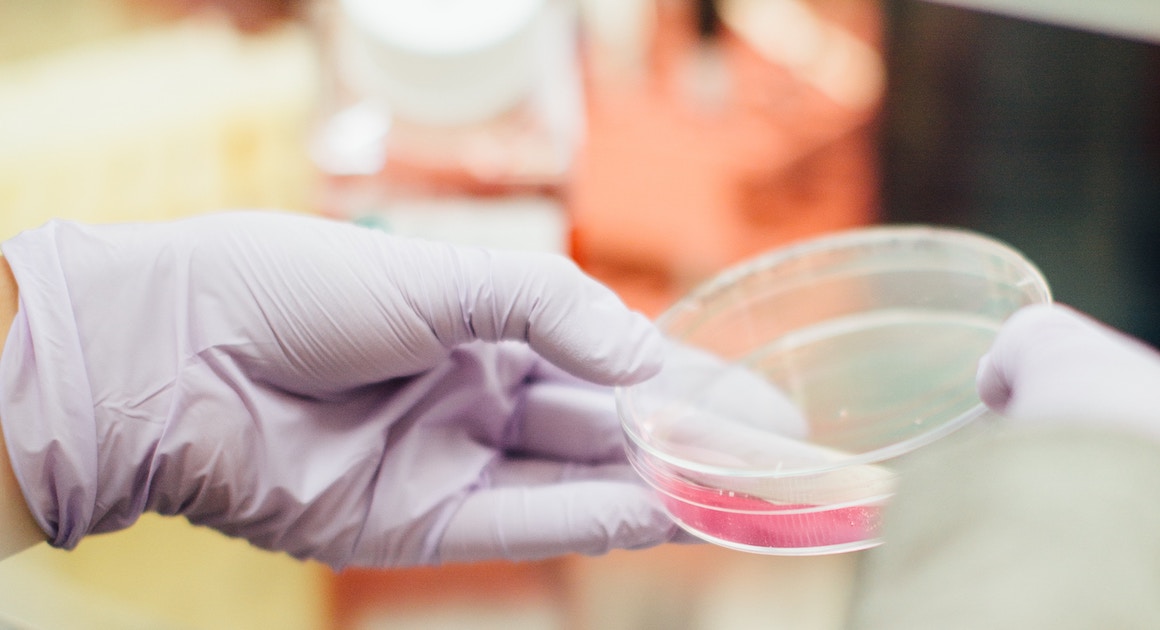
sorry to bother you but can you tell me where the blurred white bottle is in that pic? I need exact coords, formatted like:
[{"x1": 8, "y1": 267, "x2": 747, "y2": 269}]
[{"x1": 308, "y1": 0, "x2": 584, "y2": 254}]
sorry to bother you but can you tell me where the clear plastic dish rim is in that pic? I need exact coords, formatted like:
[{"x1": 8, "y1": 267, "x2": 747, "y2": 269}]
[{"x1": 616, "y1": 224, "x2": 1052, "y2": 479}]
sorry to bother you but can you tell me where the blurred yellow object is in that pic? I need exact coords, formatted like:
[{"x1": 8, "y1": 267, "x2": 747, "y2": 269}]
[
  {"x1": 0, "y1": 17, "x2": 320, "y2": 240},
  {"x1": 0, "y1": 14, "x2": 330, "y2": 630},
  {"x1": 0, "y1": 516, "x2": 329, "y2": 630},
  {"x1": 0, "y1": 0, "x2": 146, "y2": 63}
]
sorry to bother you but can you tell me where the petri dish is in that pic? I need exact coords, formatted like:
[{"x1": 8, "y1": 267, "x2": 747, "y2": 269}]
[{"x1": 616, "y1": 225, "x2": 1051, "y2": 555}]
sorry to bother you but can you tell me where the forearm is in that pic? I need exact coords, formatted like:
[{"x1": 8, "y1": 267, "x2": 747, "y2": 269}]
[{"x1": 0, "y1": 255, "x2": 48, "y2": 559}]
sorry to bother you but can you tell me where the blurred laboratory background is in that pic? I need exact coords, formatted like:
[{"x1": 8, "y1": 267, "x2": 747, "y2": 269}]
[{"x1": 0, "y1": 0, "x2": 1155, "y2": 628}]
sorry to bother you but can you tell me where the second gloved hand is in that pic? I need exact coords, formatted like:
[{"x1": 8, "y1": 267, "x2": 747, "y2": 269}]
[
  {"x1": 977, "y1": 303, "x2": 1160, "y2": 437},
  {"x1": 0, "y1": 211, "x2": 678, "y2": 569}
]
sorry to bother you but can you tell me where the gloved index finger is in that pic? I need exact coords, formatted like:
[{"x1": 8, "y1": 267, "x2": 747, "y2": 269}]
[{"x1": 417, "y1": 245, "x2": 665, "y2": 387}]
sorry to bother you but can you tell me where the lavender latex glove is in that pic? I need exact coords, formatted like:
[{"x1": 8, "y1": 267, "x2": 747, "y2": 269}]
[
  {"x1": 0, "y1": 211, "x2": 679, "y2": 569},
  {"x1": 977, "y1": 303, "x2": 1160, "y2": 437}
]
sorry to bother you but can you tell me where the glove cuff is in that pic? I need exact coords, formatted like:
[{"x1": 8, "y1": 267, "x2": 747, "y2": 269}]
[{"x1": 0, "y1": 224, "x2": 101, "y2": 549}]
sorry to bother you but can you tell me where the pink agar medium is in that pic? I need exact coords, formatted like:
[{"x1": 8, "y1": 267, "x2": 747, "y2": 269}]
[{"x1": 656, "y1": 475, "x2": 880, "y2": 549}]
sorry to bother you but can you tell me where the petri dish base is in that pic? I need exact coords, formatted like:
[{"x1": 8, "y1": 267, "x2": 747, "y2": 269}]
[{"x1": 617, "y1": 226, "x2": 1051, "y2": 554}]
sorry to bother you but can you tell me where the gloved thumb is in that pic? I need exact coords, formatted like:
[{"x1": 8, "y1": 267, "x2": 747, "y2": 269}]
[
  {"x1": 976, "y1": 303, "x2": 1160, "y2": 434},
  {"x1": 975, "y1": 351, "x2": 1011, "y2": 413}
]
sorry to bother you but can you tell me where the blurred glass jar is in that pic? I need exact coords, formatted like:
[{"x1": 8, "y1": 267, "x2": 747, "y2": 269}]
[{"x1": 307, "y1": 0, "x2": 583, "y2": 253}]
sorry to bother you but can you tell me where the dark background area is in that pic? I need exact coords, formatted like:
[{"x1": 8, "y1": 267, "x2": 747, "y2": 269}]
[{"x1": 880, "y1": 0, "x2": 1160, "y2": 345}]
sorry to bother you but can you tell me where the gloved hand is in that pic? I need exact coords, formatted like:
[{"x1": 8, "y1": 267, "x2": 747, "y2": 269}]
[
  {"x1": 0, "y1": 210, "x2": 679, "y2": 569},
  {"x1": 977, "y1": 303, "x2": 1160, "y2": 437}
]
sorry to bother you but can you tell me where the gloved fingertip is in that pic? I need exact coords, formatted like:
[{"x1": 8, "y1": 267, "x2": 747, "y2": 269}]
[
  {"x1": 540, "y1": 305, "x2": 666, "y2": 387},
  {"x1": 666, "y1": 526, "x2": 705, "y2": 546},
  {"x1": 605, "y1": 504, "x2": 686, "y2": 552},
  {"x1": 620, "y1": 314, "x2": 667, "y2": 381}
]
